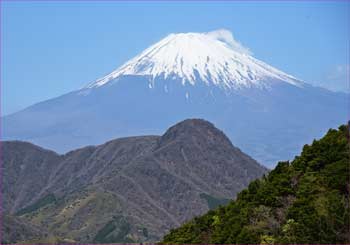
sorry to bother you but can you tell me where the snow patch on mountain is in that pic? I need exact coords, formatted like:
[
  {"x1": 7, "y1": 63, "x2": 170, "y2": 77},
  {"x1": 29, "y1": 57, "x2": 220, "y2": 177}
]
[{"x1": 86, "y1": 29, "x2": 304, "y2": 90}]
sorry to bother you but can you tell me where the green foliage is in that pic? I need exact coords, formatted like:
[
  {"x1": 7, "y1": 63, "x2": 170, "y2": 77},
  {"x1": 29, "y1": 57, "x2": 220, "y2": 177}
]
[
  {"x1": 93, "y1": 220, "x2": 116, "y2": 243},
  {"x1": 142, "y1": 227, "x2": 149, "y2": 238},
  {"x1": 260, "y1": 234, "x2": 276, "y2": 244},
  {"x1": 236, "y1": 226, "x2": 260, "y2": 244},
  {"x1": 93, "y1": 216, "x2": 134, "y2": 243},
  {"x1": 16, "y1": 194, "x2": 56, "y2": 216},
  {"x1": 162, "y1": 124, "x2": 350, "y2": 244},
  {"x1": 199, "y1": 193, "x2": 230, "y2": 209}
]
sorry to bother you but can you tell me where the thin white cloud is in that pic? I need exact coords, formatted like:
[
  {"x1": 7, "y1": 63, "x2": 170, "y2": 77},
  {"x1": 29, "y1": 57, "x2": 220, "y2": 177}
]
[
  {"x1": 321, "y1": 64, "x2": 349, "y2": 92},
  {"x1": 207, "y1": 29, "x2": 253, "y2": 55}
]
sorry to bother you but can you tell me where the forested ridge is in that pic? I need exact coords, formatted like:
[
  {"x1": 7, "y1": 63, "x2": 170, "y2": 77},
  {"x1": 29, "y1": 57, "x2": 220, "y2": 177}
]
[{"x1": 162, "y1": 124, "x2": 350, "y2": 244}]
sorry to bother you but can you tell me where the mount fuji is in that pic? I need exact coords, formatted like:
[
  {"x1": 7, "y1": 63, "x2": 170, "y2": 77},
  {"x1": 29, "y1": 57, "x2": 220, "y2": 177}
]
[{"x1": 2, "y1": 29, "x2": 347, "y2": 167}]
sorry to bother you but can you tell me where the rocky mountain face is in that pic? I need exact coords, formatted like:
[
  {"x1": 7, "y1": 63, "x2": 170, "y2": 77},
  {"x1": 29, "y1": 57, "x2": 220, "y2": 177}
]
[
  {"x1": 2, "y1": 30, "x2": 347, "y2": 167},
  {"x1": 1, "y1": 119, "x2": 267, "y2": 243}
]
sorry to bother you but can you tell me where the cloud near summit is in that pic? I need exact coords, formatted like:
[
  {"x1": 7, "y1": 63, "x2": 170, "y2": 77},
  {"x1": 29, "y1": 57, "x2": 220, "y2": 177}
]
[{"x1": 206, "y1": 29, "x2": 253, "y2": 56}]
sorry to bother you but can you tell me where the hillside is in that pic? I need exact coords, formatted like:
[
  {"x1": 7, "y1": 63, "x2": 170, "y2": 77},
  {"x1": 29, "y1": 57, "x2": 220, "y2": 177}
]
[
  {"x1": 1, "y1": 215, "x2": 48, "y2": 244},
  {"x1": 162, "y1": 123, "x2": 350, "y2": 243},
  {"x1": 1, "y1": 119, "x2": 266, "y2": 243}
]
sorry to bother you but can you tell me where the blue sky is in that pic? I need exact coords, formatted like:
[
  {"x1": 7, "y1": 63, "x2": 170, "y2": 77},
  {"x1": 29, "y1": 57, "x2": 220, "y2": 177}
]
[{"x1": 1, "y1": 1, "x2": 349, "y2": 115}]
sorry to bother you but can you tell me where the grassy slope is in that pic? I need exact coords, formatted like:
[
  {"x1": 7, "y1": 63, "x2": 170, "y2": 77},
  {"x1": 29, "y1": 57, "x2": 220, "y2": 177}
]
[{"x1": 19, "y1": 189, "x2": 136, "y2": 243}]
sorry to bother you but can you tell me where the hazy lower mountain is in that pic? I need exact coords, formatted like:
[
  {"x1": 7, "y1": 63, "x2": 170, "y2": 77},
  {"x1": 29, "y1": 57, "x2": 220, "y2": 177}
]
[
  {"x1": 2, "y1": 29, "x2": 346, "y2": 167},
  {"x1": 162, "y1": 123, "x2": 349, "y2": 244},
  {"x1": 2, "y1": 119, "x2": 267, "y2": 243}
]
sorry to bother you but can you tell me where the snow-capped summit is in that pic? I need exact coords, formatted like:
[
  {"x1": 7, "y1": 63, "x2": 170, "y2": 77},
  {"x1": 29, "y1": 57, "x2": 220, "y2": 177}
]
[{"x1": 86, "y1": 29, "x2": 303, "y2": 90}]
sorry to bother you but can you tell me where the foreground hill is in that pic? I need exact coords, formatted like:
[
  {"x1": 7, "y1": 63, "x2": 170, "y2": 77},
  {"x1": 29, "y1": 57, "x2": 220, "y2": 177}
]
[
  {"x1": 162, "y1": 123, "x2": 349, "y2": 243},
  {"x1": 1, "y1": 119, "x2": 266, "y2": 243}
]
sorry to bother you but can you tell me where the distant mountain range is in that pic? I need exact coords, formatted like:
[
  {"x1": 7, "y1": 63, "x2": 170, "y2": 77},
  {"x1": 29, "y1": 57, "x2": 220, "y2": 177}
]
[
  {"x1": 2, "y1": 119, "x2": 267, "y2": 243},
  {"x1": 2, "y1": 29, "x2": 347, "y2": 167}
]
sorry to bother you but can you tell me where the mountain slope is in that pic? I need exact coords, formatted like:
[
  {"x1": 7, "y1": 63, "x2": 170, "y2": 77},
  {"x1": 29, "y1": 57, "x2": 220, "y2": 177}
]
[
  {"x1": 2, "y1": 141, "x2": 61, "y2": 213},
  {"x1": 1, "y1": 215, "x2": 49, "y2": 244},
  {"x1": 2, "y1": 119, "x2": 267, "y2": 243},
  {"x1": 2, "y1": 30, "x2": 347, "y2": 167},
  {"x1": 162, "y1": 123, "x2": 350, "y2": 244}
]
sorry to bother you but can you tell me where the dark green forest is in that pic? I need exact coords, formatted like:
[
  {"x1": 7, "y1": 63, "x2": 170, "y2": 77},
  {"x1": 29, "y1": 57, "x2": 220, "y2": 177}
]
[{"x1": 162, "y1": 124, "x2": 350, "y2": 244}]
